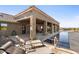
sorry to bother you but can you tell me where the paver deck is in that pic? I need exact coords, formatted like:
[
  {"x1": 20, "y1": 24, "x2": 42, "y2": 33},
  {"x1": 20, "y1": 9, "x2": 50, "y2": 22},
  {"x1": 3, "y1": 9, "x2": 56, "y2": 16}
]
[
  {"x1": 69, "y1": 32, "x2": 79, "y2": 53},
  {"x1": 0, "y1": 33, "x2": 78, "y2": 54}
]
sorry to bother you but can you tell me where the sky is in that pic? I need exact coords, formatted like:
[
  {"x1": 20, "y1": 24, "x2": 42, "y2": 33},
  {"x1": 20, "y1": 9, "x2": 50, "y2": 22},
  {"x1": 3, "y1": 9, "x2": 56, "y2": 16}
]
[{"x1": 0, "y1": 5, "x2": 79, "y2": 28}]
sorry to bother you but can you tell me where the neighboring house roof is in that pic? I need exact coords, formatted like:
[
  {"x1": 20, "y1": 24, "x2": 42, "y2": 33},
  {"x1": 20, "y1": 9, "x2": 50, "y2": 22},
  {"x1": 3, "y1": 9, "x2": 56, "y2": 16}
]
[{"x1": 0, "y1": 13, "x2": 17, "y2": 23}]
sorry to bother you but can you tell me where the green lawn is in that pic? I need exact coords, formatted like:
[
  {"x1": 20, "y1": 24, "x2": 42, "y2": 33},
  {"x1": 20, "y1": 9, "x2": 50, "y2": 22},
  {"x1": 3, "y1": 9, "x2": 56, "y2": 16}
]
[{"x1": 0, "y1": 26, "x2": 7, "y2": 30}]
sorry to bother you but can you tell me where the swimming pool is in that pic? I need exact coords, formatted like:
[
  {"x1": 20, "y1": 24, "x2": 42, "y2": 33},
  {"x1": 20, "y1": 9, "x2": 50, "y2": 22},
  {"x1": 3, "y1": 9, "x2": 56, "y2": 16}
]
[{"x1": 59, "y1": 32, "x2": 70, "y2": 48}]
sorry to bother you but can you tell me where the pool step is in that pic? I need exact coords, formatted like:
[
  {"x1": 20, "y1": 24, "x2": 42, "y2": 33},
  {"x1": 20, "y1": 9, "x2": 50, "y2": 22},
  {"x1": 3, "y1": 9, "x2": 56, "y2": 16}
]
[{"x1": 25, "y1": 40, "x2": 45, "y2": 49}]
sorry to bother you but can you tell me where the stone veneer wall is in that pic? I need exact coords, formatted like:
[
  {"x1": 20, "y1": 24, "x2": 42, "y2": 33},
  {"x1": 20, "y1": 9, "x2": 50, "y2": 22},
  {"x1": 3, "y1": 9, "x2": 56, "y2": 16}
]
[
  {"x1": 0, "y1": 23, "x2": 21, "y2": 36},
  {"x1": 0, "y1": 13, "x2": 21, "y2": 36}
]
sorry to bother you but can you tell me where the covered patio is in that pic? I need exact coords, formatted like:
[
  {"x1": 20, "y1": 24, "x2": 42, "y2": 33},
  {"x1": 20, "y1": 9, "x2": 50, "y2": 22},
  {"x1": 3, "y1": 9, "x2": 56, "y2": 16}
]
[{"x1": 17, "y1": 15, "x2": 59, "y2": 42}]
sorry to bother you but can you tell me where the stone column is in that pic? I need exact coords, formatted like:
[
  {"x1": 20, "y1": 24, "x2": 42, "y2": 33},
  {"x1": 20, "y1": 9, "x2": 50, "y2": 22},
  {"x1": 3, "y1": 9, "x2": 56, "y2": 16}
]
[
  {"x1": 55, "y1": 25, "x2": 57, "y2": 32},
  {"x1": 55, "y1": 25, "x2": 56, "y2": 32},
  {"x1": 50, "y1": 23, "x2": 52, "y2": 34},
  {"x1": 56, "y1": 25, "x2": 58, "y2": 32},
  {"x1": 44, "y1": 21, "x2": 47, "y2": 35},
  {"x1": 56, "y1": 25, "x2": 59, "y2": 32},
  {"x1": 57, "y1": 25, "x2": 59, "y2": 32},
  {"x1": 53, "y1": 24, "x2": 55, "y2": 33},
  {"x1": 51, "y1": 23, "x2": 54, "y2": 34},
  {"x1": 30, "y1": 15, "x2": 36, "y2": 40}
]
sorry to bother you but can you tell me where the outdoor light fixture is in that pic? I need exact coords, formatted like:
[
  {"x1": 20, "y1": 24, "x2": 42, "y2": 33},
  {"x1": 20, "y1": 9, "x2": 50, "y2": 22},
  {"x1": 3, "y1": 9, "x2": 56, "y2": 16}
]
[
  {"x1": 30, "y1": 26, "x2": 33, "y2": 31},
  {"x1": 41, "y1": 26, "x2": 43, "y2": 29}
]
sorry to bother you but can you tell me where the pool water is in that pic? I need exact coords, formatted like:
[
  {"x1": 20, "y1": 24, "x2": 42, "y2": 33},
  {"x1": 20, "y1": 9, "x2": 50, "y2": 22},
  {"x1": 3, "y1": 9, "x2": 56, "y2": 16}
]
[{"x1": 59, "y1": 32, "x2": 70, "y2": 48}]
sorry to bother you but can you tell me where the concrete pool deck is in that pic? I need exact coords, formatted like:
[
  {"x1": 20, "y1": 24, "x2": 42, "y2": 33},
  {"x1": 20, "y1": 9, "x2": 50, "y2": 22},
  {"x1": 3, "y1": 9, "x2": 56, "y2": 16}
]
[
  {"x1": 27, "y1": 42, "x2": 77, "y2": 54},
  {"x1": 69, "y1": 32, "x2": 79, "y2": 53},
  {"x1": 0, "y1": 32, "x2": 78, "y2": 54}
]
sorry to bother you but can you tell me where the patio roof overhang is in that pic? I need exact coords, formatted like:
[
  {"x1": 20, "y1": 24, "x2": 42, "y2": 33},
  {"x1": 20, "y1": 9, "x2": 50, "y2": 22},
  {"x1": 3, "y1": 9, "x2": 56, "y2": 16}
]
[
  {"x1": 16, "y1": 16, "x2": 31, "y2": 22},
  {"x1": 15, "y1": 6, "x2": 59, "y2": 25}
]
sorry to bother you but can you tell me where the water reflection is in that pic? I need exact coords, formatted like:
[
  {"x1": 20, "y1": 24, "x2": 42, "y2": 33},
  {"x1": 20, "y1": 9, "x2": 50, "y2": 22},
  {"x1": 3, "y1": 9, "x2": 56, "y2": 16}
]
[
  {"x1": 40, "y1": 32, "x2": 70, "y2": 49},
  {"x1": 59, "y1": 32, "x2": 70, "y2": 48}
]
